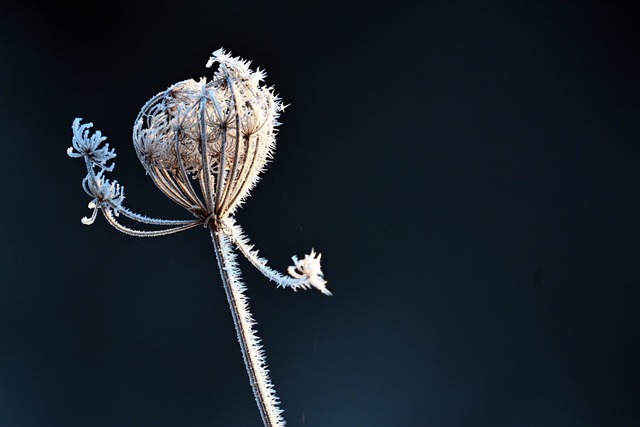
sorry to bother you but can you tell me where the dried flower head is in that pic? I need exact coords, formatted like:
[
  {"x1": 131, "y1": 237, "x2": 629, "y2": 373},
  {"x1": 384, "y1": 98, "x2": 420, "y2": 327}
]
[
  {"x1": 68, "y1": 118, "x2": 116, "y2": 172},
  {"x1": 68, "y1": 49, "x2": 329, "y2": 427},
  {"x1": 133, "y1": 48, "x2": 283, "y2": 219}
]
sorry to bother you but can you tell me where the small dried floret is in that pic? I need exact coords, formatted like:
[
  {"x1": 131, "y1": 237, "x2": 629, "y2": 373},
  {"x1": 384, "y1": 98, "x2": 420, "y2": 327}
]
[
  {"x1": 68, "y1": 118, "x2": 116, "y2": 171},
  {"x1": 81, "y1": 171, "x2": 125, "y2": 213},
  {"x1": 288, "y1": 250, "x2": 331, "y2": 295}
]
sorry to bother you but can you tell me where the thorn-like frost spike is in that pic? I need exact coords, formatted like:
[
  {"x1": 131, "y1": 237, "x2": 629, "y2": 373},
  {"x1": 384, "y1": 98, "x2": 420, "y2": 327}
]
[
  {"x1": 288, "y1": 250, "x2": 331, "y2": 295},
  {"x1": 68, "y1": 48, "x2": 329, "y2": 427}
]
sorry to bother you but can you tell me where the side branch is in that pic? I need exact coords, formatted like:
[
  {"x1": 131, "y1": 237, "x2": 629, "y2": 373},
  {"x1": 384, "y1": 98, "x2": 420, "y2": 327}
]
[
  {"x1": 103, "y1": 208, "x2": 203, "y2": 237},
  {"x1": 221, "y1": 217, "x2": 331, "y2": 295}
]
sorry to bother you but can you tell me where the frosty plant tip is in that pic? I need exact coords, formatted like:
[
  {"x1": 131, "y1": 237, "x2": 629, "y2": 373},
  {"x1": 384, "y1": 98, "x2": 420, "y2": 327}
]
[{"x1": 68, "y1": 48, "x2": 330, "y2": 427}]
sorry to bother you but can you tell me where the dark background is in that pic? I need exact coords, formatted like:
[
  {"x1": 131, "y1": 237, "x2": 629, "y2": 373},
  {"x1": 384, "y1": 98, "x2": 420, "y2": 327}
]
[{"x1": 1, "y1": 0, "x2": 639, "y2": 426}]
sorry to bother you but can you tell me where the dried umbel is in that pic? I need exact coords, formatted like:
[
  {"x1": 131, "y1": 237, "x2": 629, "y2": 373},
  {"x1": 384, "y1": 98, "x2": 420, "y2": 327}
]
[
  {"x1": 68, "y1": 49, "x2": 330, "y2": 427},
  {"x1": 133, "y1": 51, "x2": 281, "y2": 219}
]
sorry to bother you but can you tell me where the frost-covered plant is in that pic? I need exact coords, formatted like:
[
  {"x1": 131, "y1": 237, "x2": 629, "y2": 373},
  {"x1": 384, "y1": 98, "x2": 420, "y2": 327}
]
[{"x1": 68, "y1": 49, "x2": 330, "y2": 427}]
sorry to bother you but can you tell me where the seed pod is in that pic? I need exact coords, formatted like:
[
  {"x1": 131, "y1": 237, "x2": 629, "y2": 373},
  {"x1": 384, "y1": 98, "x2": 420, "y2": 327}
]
[{"x1": 133, "y1": 49, "x2": 283, "y2": 219}]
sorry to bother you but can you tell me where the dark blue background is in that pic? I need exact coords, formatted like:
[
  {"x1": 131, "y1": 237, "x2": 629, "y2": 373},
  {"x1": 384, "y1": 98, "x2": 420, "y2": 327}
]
[{"x1": 1, "y1": 0, "x2": 639, "y2": 425}]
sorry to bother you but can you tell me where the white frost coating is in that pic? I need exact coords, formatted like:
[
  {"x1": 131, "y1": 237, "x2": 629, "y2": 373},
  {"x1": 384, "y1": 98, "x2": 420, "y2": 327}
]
[
  {"x1": 214, "y1": 231, "x2": 286, "y2": 427},
  {"x1": 68, "y1": 49, "x2": 330, "y2": 427}
]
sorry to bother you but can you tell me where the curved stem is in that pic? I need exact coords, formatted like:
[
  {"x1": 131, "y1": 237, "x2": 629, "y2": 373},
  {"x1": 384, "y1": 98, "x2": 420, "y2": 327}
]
[
  {"x1": 119, "y1": 206, "x2": 199, "y2": 226},
  {"x1": 198, "y1": 89, "x2": 215, "y2": 213},
  {"x1": 210, "y1": 227, "x2": 285, "y2": 427},
  {"x1": 102, "y1": 208, "x2": 203, "y2": 237},
  {"x1": 221, "y1": 218, "x2": 307, "y2": 289},
  {"x1": 174, "y1": 108, "x2": 206, "y2": 211},
  {"x1": 216, "y1": 74, "x2": 242, "y2": 217}
]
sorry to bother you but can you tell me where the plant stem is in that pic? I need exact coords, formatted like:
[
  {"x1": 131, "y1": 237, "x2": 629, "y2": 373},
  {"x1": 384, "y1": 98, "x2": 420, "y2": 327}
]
[{"x1": 210, "y1": 227, "x2": 285, "y2": 427}]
